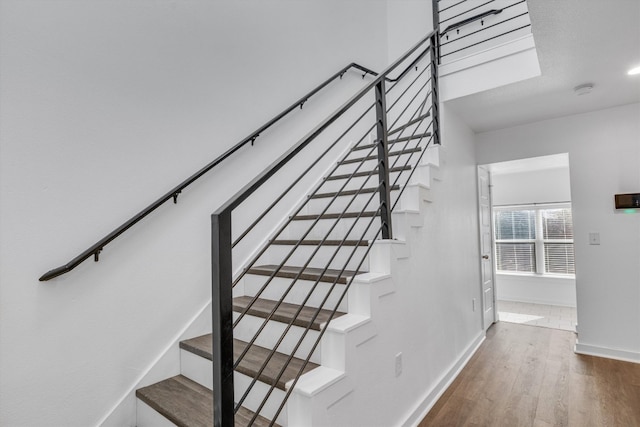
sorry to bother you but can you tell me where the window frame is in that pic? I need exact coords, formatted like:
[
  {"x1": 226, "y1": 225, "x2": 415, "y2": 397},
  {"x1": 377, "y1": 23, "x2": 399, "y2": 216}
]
[{"x1": 493, "y1": 203, "x2": 575, "y2": 278}]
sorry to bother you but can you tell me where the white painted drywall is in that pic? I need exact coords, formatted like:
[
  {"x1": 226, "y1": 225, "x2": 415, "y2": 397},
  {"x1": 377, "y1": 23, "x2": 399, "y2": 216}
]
[
  {"x1": 387, "y1": 0, "x2": 433, "y2": 63},
  {"x1": 490, "y1": 166, "x2": 577, "y2": 307},
  {"x1": 476, "y1": 103, "x2": 640, "y2": 360},
  {"x1": 495, "y1": 274, "x2": 576, "y2": 307},
  {"x1": 0, "y1": 1, "x2": 396, "y2": 425},
  {"x1": 491, "y1": 167, "x2": 572, "y2": 206},
  {"x1": 398, "y1": 103, "x2": 485, "y2": 424},
  {"x1": 440, "y1": 35, "x2": 541, "y2": 102}
]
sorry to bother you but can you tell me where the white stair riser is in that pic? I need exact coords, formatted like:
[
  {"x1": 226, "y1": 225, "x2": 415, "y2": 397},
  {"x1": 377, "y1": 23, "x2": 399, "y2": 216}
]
[
  {"x1": 136, "y1": 400, "x2": 177, "y2": 427},
  {"x1": 235, "y1": 371, "x2": 288, "y2": 426},
  {"x1": 257, "y1": 244, "x2": 369, "y2": 272},
  {"x1": 179, "y1": 350, "x2": 288, "y2": 426},
  {"x1": 242, "y1": 273, "x2": 349, "y2": 312},
  {"x1": 233, "y1": 312, "x2": 322, "y2": 364},
  {"x1": 284, "y1": 216, "x2": 382, "y2": 241},
  {"x1": 392, "y1": 184, "x2": 432, "y2": 212},
  {"x1": 407, "y1": 163, "x2": 435, "y2": 186}
]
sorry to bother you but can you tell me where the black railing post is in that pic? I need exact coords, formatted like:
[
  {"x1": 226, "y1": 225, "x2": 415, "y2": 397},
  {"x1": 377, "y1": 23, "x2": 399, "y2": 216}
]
[
  {"x1": 430, "y1": 34, "x2": 441, "y2": 146},
  {"x1": 211, "y1": 210, "x2": 234, "y2": 427},
  {"x1": 431, "y1": 0, "x2": 441, "y2": 146},
  {"x1": 375, "y1": 80, "x2": 393, "y2": 240},
  {"x1": 432, "y1": 0, "x2": 440, "y2": 36}
]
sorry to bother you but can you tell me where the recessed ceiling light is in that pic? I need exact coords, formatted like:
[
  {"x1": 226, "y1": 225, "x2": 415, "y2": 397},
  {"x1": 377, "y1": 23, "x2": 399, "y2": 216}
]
[
  {"x1": 628, "y1": 66, "x2": 640, "y2": 75},
  {"x1": 574, "y1": 83, "x2": 594, "y2": 96}
]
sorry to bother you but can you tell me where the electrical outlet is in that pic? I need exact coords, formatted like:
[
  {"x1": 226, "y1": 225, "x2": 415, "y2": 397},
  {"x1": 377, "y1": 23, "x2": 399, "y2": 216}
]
[
  {"x1": 589, "y1": 232, "x2": 600, "y2": 245},
  {"x1": 395, "y1": 352, "x2": 402, "y2": 377}
]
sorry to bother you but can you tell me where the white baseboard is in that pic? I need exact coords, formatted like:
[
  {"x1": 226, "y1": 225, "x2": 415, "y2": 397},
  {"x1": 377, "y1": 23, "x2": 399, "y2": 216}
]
[
  {"x1": 400, "y1": 330, "x2": 486, "y2": 427},
  {"x1": 574, "y1": 340, "x2": 640, "y2": 364}
]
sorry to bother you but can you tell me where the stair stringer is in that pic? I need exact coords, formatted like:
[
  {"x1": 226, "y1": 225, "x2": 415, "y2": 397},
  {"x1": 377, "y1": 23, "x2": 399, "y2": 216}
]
[{"x1": 282, "y1": 152, "x2": 441, "y2": 426}]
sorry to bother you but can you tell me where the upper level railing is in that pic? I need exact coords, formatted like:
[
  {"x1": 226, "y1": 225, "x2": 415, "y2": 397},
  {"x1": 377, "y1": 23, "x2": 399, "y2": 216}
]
[
  {"x1": 437, "y1": 0, "x2": 532, "y2": 63},
  {"x1": 38, "y1": 63, "x2": 385, "y2": 282},
  {"x1": 441, "y1": 8, "x2": 503, "y2": 36},
  {"x1": 211, "y1": 30, "x2": 439, "y2": 426}
]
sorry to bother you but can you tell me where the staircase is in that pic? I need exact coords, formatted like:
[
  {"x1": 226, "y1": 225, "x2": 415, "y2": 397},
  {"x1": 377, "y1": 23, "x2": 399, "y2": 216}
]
[
  {"x1": 133, "y1": 43, "x2": 443, "y2": 420},
  {"x1": 114, "y1": 27, "x2": 440, "y2": 427},
  {"x1": 135, "y1": 141, "x2": 442, "y2": 426}
]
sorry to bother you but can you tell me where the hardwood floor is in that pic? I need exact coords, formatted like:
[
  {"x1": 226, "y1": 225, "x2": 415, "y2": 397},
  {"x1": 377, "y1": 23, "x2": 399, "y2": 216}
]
[{"x1": 420, "y1": 322, "x2": 640, "y2": 427}]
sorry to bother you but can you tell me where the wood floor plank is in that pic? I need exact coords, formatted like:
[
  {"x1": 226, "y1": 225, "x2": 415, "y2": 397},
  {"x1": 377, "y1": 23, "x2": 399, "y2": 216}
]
[
  {"x1": 420, "y1": 322, "x2": 640, "y2": 427},
  {"x1": 534, "y1": 358, "x2": 570, "y2": 426}
]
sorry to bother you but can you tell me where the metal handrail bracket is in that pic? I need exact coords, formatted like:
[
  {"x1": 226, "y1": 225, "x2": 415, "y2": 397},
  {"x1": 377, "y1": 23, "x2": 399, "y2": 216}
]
[{"x1": 441, "y1": 8, "x2": 503, "y2": 36}]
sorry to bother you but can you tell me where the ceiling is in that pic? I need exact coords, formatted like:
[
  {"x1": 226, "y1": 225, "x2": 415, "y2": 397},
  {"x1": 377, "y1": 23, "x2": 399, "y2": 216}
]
[{"x1": 444, "y1": 0, "x2": 640, "y2": 133}]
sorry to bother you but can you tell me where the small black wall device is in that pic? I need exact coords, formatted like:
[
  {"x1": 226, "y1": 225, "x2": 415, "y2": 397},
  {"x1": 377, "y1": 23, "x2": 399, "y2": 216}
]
[{"x1": 615, "y1": 193, "x2": 640, "y2": 209}]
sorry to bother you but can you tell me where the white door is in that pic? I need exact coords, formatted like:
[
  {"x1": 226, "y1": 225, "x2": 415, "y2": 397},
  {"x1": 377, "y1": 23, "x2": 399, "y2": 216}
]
[{"x1": 477, "y1": 166, "x2": 496, "y2": 331}]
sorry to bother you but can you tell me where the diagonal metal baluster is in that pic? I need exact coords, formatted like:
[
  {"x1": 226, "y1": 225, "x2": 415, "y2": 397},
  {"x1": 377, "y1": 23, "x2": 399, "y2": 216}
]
[
  {"x1": 235, "y1": 180, "x2": 385, "y2": 412},
  {"x1": 231, "y1": 128, "x2": 380, "y2": 327},
  {"x1": 250, "y1": 201, "x2": 385, "y2": 426},
  {"x1": 265, "y1": 205, "x2": 386, "y2": 426}
]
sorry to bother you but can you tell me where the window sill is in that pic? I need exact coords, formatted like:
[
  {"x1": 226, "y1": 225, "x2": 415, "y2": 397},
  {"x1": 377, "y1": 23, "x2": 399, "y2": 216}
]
[{"x1": 496, "y1": 272, "x2": 575, "y2": 280}]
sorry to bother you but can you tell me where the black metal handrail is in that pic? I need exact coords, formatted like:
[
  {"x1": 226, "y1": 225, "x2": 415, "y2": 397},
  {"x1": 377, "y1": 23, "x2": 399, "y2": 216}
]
[
  {"x1": 38, "y1": 62, "x2": 387, "y2": 282},
  {"x1": 441, "y1": 8, "x2": 503, "y2": 36},
  {"x1": 39, "y1": 45, "x2": 438, "y2": 283},
  {"x1": 211, "y1": 29, "x2": 439, "y2": 427}
]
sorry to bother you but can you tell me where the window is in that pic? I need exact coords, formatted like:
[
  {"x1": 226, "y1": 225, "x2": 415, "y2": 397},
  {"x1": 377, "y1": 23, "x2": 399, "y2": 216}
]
[
  {"x1": 542, "y1": 208, "x2": 575, "y2": 274},
  {"x1": 494, "y1": 205, "x2": 575, "y2": 276},
  {"x1": 494, "y1": 210, "x2": 536, "y2": 273}
]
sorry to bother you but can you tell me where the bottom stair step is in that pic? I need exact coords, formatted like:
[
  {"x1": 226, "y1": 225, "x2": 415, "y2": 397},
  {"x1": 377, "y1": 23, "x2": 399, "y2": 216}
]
[{"x1": 136, "y1": 375, "x2": 276, "y2": 427}]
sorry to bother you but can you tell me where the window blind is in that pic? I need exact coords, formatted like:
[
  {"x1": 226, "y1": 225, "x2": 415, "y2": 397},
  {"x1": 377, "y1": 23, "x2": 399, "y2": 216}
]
[{"x1": 494, "y1": 205, "x2": 575, "y2": 276}]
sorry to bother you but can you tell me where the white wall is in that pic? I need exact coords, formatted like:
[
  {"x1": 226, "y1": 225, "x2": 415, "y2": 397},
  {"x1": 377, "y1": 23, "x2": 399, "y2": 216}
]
[
  {"x1": 491, "y1": 167, "x2": 571, "y2": 206},
  {"x1": 387, "y1": 0, "x2": 433, "y2": 63},
  {"x1": 491, "y1": 166, "x2": 576, "y2": 307},
  {"x1": 376, "y1": 103, "x2": 483, "y2": 426},
  {"x1": 0, "y1": 1, "x2": 400, "y2": 426},
  {"x1": 495, "y1": 274, "x2": 576, "y2": 307},
  {"x1": 477, "y1": 103, "x2": 640, "y2": 362}
]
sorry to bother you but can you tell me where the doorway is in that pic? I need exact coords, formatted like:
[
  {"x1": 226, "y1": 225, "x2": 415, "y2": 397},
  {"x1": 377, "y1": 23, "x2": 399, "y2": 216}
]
[{"x1": 478, "y1": 154, "x2": 577, "y2": 332}]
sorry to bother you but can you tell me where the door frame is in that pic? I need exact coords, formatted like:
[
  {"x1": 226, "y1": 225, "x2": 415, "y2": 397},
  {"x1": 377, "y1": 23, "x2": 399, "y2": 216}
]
[{"x1": 477, "y1": 165, "x2": 498, "y2": 330}]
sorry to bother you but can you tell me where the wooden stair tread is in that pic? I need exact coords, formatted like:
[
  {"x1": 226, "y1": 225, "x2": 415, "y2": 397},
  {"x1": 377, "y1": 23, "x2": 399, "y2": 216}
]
[
  {"x1": 325, "y1": 165, "x2": 411, "y2": 181},
  {"x1": 246, "y1": 264, "x2": 360, "y2": 284},
  {"x1": 136, "y1": 375, "x2": 275, "y2": 427},
  {"x1": 352, "y1": 132, "x2": 431, "y2": 151},
  {"x1": 180, "y1": 335, "x2": 319, "y2": 391},
  {"x1": 233, "y1": 296, "x2": 346, "y2": 331},
  {"x1": 310, "y1": 184, "x2": 400, "y2": 199},
  {"x1": 271, "y1": 239, "x2": 368, "y2": 246},
  {"x1": 387, "y1": 111, "x2": 431, "y2": 136},
  {"x1": 339, "y1": 147, "x2": 421, "y2": 165},
  {"x1": 291, "y1": 211, "x2": 379, "y2": 221}
]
